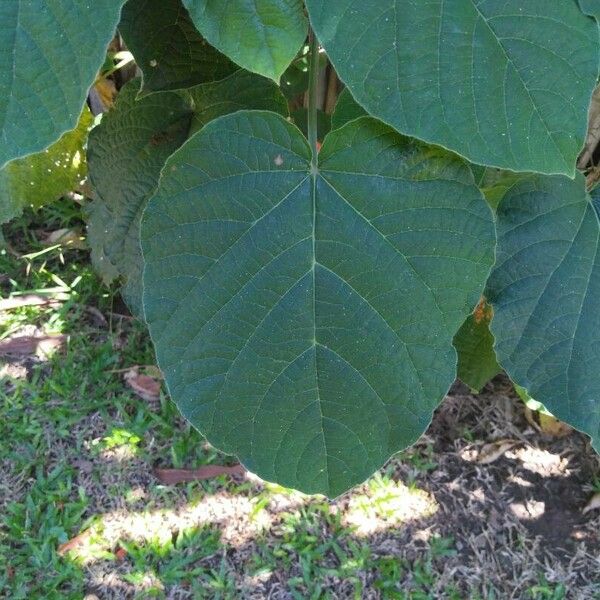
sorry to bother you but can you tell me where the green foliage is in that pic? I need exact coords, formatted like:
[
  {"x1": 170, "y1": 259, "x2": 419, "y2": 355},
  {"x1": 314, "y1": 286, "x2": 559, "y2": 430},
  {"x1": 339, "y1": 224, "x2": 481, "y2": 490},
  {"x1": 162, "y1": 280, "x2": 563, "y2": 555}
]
[
  {"x1": 182, "y1": 0, "x2": 308, "y2": 81},
  {"x1": 291, "y1": 107, "x2": 331, "y2": 140},
  {"x1": 0, "y1": 0, "x2": 125, "y2": 167},
  {"x1": 579, "y1": 0, "x2": 600, "y2": 18},
  {"x1": 453, "y1": 300, "x2": 501, "y2": 392},
  {"x1": 474, "y1": 167, "x2": 525, "y2": 211},
  {"x1": 2, "y1": 1, "x2": 600, "y2": 496},
  {"x1": 87, "y1": 80, "x2": 192, "y2": 318},
  {"x1": 141, "y1": 111, "x2": 494, "y2": 495},
  {"x1": 306, "y1": 0, "x2": 599, "y2": 175},
  {"x1": 185, "y1": 69, "x2": 288, "y2": 134},
  {"x1": 487, "y1": 173, "x2": 600, "y2": 451},
  {"x1": 0, "y1": 108, "x2": 92, "y2": 227},
  {"x1": 119, "y1": 0, "x2": 236, "y2": 94},
  {"x1": 331, "y1": 88, "x2": 367, "y2": 130},
  {"x1": 87, "y1": 72, "x2": 287, "y2": 318}
]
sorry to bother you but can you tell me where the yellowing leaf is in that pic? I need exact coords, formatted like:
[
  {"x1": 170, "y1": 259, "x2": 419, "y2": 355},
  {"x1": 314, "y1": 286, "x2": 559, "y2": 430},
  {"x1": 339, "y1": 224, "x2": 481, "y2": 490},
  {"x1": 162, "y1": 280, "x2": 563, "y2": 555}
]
[{"x1": 0, "y1": 107, "x2": 93, "y2": 224}]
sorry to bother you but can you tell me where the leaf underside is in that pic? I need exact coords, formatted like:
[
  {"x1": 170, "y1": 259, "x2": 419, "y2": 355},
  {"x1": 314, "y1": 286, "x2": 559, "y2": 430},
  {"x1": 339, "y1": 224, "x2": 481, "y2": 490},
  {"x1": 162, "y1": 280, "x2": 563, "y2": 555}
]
[
  {"x1": 183, "y1": 0, "x2": 308, "y2": 81},
  {"x1": 141, "y1": 111, "x2": 495, "y2": 496},
  {"x1": 119, "y1": 0, "x2": 237, "y2": 94},
  {"x1": 0, "y1": 0, "x2": 125, "y2": 167},
  {"x1": 306, "y1": 0, "x2": 599, "y2": 176},
  {"x1": 486, "y1": 174, "x2": 600, "y2": 451}
]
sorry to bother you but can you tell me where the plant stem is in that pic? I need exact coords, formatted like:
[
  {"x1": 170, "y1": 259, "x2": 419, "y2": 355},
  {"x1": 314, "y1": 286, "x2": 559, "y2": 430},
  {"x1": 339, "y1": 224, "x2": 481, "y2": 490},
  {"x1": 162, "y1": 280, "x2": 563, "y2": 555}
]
[{"x1": 308, "y1": 29, "x2": 320, "y2": 172}]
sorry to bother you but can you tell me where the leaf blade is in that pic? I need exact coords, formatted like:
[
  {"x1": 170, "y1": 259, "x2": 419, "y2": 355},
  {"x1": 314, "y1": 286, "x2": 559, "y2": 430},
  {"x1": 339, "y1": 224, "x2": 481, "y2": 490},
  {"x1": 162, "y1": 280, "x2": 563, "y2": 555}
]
[
  {"x1": 306, "y1": 0, "x2": 599, "y2": 175},
  {"x1": 0, "y1": 107, "x2": 92, "y2": 224},
  {"x1": 0, "y1": 0, "x2": 124, "y2": 167},
  {"x1": 183, "y1": 0, "x2": 308, "y2": 81},
  {"x1": 453, "y1": 300, "x2": 501, "y2": 392},
  {"x1": 487, "y1": 173, "x2": 600, "y2": 450},
  {"x1": 119, "y1": 0, "x2": 237, "y2": 94},
  {"x1": 141, "y1": 112, "x2": 495, "y2": 495}
]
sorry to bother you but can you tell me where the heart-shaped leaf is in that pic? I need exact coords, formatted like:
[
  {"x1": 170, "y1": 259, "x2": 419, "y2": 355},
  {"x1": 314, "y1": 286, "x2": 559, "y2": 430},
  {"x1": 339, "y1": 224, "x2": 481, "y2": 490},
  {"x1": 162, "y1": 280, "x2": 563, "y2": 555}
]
[
  {"x1": 141, "y1": 111, "x2": 495, "y2": 496},
  {"x1": 0, "y1": 1, "x2": 125, "y2": 167},
  {"x1": 306, "y1": 0, "x2": 599, "y2": 176},
  {"x1": 183, "y1": 0, "x2": 308, "y2": 81},
  {"x1": 487, "y1": 173, "x2": 600, "y2": 450}
]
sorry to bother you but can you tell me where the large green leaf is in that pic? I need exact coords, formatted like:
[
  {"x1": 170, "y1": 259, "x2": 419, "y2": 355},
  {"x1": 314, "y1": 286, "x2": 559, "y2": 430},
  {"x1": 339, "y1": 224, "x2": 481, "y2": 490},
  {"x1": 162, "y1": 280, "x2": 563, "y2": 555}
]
[
  {"x1": 87, "y1": 72, "x2": 287, "y2": 317},
  {"x1": 119, "y1": 0, "x2": 236, "y2": 94},
  {"x1": 0, "y1": 1, "x2": 124, "y2": 167},
  {"x1": 183, "y1": 0, "x2": 308, "y2": 81},
  {"x1": 0, "y1": 107, "x2": 92, "y2": 225},
  {"x1": 453, "y1": 299, "x2": 501, "y2": 392},
  {"x1": 141, "y1": 112, "x2": 495, "y2": 496},
  {"x1": 306, "y1": 0, "x2": 599, "y2": 176},
  {"x1": 486, "y1": 173, "x2": 600, "y2": 450}
]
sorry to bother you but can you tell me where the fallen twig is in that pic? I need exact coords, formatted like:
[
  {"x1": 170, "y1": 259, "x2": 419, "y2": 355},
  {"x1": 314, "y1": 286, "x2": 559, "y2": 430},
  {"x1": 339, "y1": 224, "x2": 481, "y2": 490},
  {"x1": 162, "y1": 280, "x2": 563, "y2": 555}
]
[
  {"x1": 0, "y1": 293, "x2": 69, "y2": 311},
  {"x1": 154, "y1": 464, "x2": 246, "y2": 485}
]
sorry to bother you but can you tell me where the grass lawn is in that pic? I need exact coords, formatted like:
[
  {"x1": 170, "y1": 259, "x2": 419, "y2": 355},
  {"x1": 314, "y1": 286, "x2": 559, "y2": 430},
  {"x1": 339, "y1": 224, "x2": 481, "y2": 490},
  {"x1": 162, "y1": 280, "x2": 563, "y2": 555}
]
[{"x1": 1, "y1": 202, "x2": 599, "y2": 599}]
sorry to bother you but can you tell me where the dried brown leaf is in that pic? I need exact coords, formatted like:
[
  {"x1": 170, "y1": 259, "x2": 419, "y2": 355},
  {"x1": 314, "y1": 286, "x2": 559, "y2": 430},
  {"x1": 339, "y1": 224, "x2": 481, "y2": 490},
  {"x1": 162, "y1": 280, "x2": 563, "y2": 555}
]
[
  {"x1": 461, "y1": 439, "x2": 519, "y2": 465},
  {"x1": 124, "y1": 368, "x2": 161, "y2": 401},
  {"x1": 524, "y1": 408, "x2": 573, "y2": 438},
  {"x1": 114, "y1": 546, "x2": 128, "y2": 561},
  {"x1": 42, "y1": 228, "x2": 86, "y2": 249},
  {"x1": 94, "y1": 77, "x2": 117, "y2": 110},
  {"x1": 57, "y1": 529, "x2": 92, "y2": 556},
  {"x1": 0, "y1": 293, "x2": 69, "y2": 311},
  {"x1": 537, "y1": 413, "x2": 573, "y2": 438},
  {"x1": 0, "y1": 334, "x2": 67, "y2": 358}
]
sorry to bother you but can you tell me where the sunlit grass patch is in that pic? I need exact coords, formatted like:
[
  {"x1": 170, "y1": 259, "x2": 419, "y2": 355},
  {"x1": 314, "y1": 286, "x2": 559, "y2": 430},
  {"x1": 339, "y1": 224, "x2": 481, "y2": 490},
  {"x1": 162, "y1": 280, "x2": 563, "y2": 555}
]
[{"x1": 343, "y1": 473, "x2": 438, "y2": 536}]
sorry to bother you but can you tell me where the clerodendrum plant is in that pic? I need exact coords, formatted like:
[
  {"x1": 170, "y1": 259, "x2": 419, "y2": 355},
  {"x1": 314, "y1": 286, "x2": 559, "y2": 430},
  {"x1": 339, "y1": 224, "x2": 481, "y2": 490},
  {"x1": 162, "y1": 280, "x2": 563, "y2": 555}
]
[{"x1": 2, "y1": 0, "x2": 600, "y2": 496}]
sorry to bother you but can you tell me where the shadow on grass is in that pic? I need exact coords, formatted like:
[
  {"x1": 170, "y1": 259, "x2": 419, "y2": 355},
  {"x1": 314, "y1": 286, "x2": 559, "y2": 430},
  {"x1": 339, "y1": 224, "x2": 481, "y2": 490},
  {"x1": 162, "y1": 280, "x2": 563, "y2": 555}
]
[{"x1": 50, "y1": 427, "x2": 600, "y2": 600}]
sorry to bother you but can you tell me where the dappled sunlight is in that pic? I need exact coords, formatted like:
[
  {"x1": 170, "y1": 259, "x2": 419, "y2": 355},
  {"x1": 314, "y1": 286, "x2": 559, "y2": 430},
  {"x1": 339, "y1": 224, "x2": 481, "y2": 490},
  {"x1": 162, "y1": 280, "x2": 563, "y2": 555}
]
[
  {"x1": 88, "y1": 568, "x2": 163, "y2": 597},
  {"x1": 509, "y1": 499, "x2": 546, "y2": 521},
  {"x1": 62, "y1": 470, "x2": 438, "y2": 566},
  {"x1": 97, "y1": 428, "x2": 142, "y2": 463},
  {"x1": 342, "y1": 474, "x2": 438, "y2": 536},
  {"x1": 508, "y1": 446, "x2": 570, "y2": 478},
  {"x1": 70, "y1": 491, "x2": 274, "y2": 564},
  {"x1": 246, "y1": 474, "x2": 314, "y2": 515},
  {"x1": 468, "y1": 487, "x2": 486, "y2": 504},
  {"x1": 508, "y1": 474, "x2": 534, "y2": 488},
  {"x1": 59, "y1": 468, "x2": 444, "y2": 598}
]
